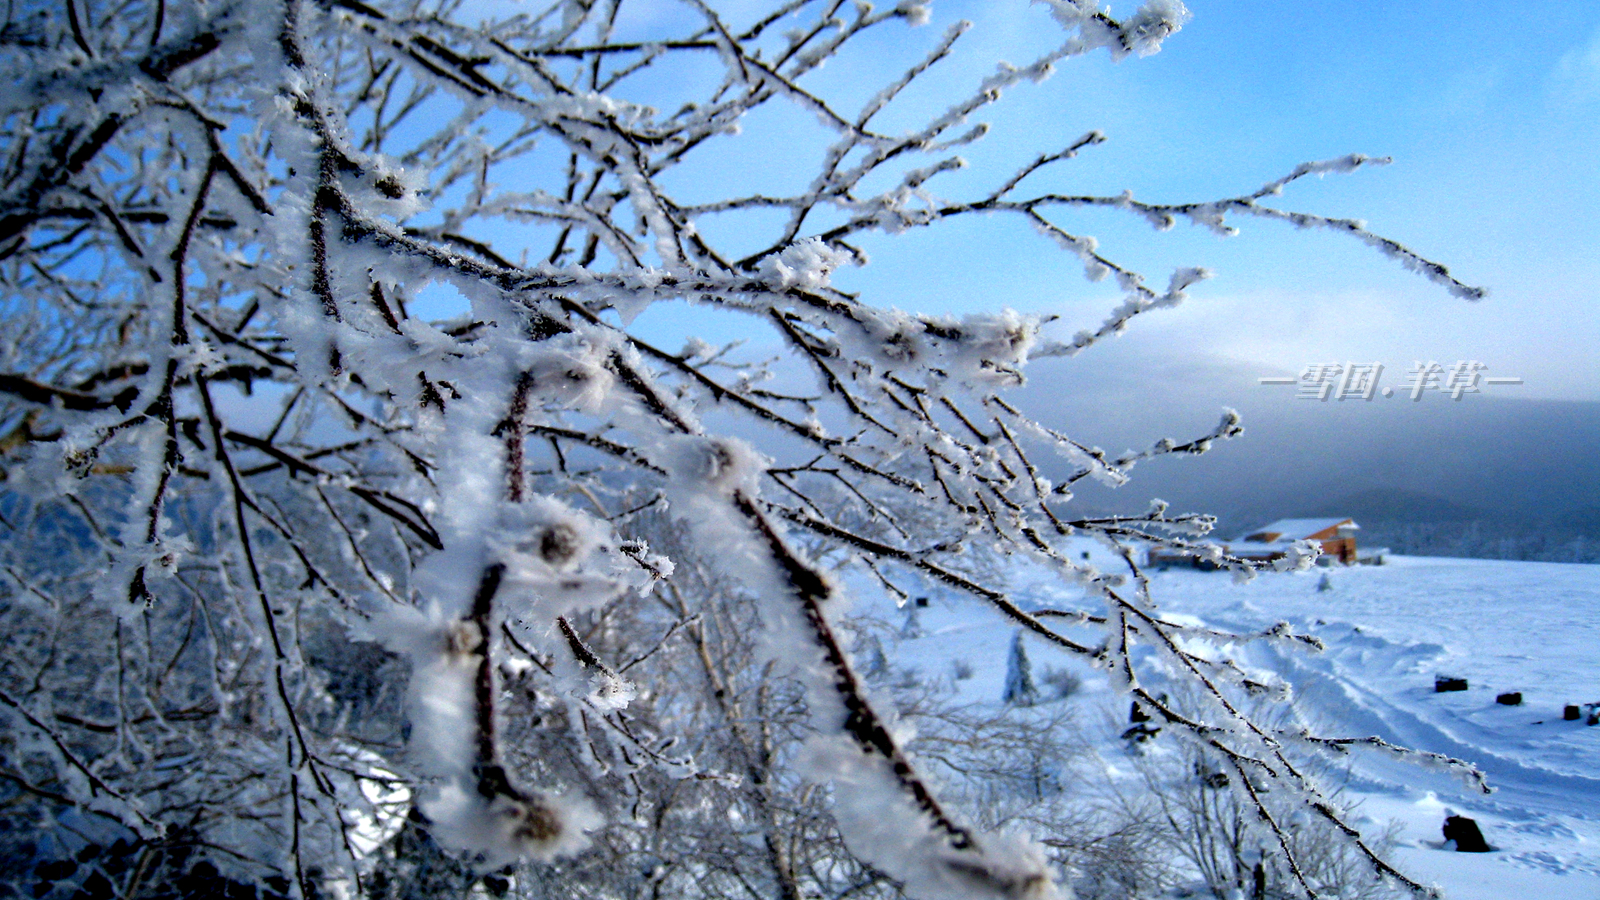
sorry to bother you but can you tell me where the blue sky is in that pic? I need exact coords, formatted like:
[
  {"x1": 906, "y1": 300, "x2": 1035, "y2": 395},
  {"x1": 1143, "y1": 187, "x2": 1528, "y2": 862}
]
[
  {"x1": 810, "y1": 0, "x2": 1600, "y2": 402},
  {"x1": 455, "y1": 0, "x2": 1599, "y2": 401}
]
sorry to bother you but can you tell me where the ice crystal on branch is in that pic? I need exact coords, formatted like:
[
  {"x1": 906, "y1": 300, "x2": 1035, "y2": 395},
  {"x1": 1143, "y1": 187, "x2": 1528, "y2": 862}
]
[{"x1": 0, "y1": 0, "x2": 1487, "y2": 897}]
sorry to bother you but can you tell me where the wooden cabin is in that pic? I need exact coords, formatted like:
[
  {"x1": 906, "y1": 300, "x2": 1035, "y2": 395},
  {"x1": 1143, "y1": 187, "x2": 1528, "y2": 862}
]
[
  {"x1": 1230, "y1": 517, "x2": 1360, "y2": 565},
  {"x1": 1145, "y1": 517, "x2": 1362, "y2": 569}
]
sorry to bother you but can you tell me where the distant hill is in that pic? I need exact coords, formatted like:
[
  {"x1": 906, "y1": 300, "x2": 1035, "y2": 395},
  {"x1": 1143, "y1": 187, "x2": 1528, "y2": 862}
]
[
  {"x1": 1008, "y1": 348, "x2": 1600, "y2": 563},
  {"x1": 1286, "y1": 487, "x2": 1486, "y2": 524}
]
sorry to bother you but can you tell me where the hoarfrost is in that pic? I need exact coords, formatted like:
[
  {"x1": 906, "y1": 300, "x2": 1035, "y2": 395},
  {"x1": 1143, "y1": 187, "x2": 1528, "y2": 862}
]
[
  {"x1": 802, "y1": 736, "x2": 1064, "y2": 900},
  {"x1": 759, "y1": 238, "x2": 856, "y2": 292}
]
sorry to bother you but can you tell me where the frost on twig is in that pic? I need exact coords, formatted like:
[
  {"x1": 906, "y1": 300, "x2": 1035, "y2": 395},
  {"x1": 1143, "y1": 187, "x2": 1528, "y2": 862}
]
[{"x1": 0, "y1": 0, "x2": 1486, "y2": 896}]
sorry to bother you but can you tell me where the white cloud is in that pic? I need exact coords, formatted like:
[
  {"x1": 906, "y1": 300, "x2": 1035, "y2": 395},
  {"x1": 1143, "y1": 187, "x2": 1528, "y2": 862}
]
[{"x1": 1551, "y1": 25, "x2": 1600, "y2": 102}]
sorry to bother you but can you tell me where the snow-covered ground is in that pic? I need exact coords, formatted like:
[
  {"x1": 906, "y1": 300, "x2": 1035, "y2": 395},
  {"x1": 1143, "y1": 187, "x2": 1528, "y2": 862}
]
[{"x1": 892, "y1": 551, "x2": 1600, "y2": 899}]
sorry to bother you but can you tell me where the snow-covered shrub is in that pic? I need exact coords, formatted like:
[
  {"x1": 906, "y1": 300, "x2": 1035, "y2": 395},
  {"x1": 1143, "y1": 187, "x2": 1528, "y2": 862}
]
[
  {"x1": 0, "y1": 0, "x2": 1487, "y2": 897},
  {"x1": 1125, "y1": 708, "x2": 1410, "y2": 900},
  {"x1": 1041, "y1": 667, "x2": 1084, "y2": 701}
]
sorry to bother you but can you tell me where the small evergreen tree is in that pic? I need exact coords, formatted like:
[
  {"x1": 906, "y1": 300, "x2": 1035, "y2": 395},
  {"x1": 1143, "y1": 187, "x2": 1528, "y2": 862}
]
[{"x1": 1002, "y1": 632, "x2": 1040, "y2": 707}]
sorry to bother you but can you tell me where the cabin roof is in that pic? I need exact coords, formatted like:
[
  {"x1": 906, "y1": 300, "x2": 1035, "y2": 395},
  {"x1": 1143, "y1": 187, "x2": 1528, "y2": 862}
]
[{"x1": 1238, "y1": 517, "x2": 1357, "y2": 542}]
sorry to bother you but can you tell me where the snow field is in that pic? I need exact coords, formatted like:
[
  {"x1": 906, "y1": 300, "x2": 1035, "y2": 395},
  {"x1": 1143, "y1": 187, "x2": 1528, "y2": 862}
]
[{"x1": 883, "y1": 548, "x2": 1600, "y2": 898}]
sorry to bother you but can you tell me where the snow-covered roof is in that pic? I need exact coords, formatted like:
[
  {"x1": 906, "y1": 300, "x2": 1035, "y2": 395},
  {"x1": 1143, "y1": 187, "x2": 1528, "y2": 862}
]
[
  {"x1": 1237, "y1": 517, "x2": 1357, "y2": 542},
  {"x1": 1225, "y1": 541, "x2": 1291, "y2": 558}
]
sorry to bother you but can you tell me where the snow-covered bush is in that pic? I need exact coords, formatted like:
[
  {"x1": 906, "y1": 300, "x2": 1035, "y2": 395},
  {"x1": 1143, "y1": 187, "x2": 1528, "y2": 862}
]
[
  {"x1": 0, "y1": 0, "x2": 1488, "y2": 896},
  {"x1": 1124, "y1": 699, "x2": 1410, "y2": 900}
]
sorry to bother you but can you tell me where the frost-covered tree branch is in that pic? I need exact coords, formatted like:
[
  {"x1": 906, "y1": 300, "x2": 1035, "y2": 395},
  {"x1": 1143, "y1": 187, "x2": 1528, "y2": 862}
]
[{"x1": 0, "y1": 0, "x2": 1486, "y2": 896}]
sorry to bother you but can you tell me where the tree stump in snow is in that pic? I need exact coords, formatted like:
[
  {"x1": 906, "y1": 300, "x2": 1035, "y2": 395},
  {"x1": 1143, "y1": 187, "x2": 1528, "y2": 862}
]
[
  {"x1": 1442, "y1": 815, "x2": 1490, "y2": 852},
  {"x1": 1435, "y1": 676, "x2": 1468, "y2": 693}
]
